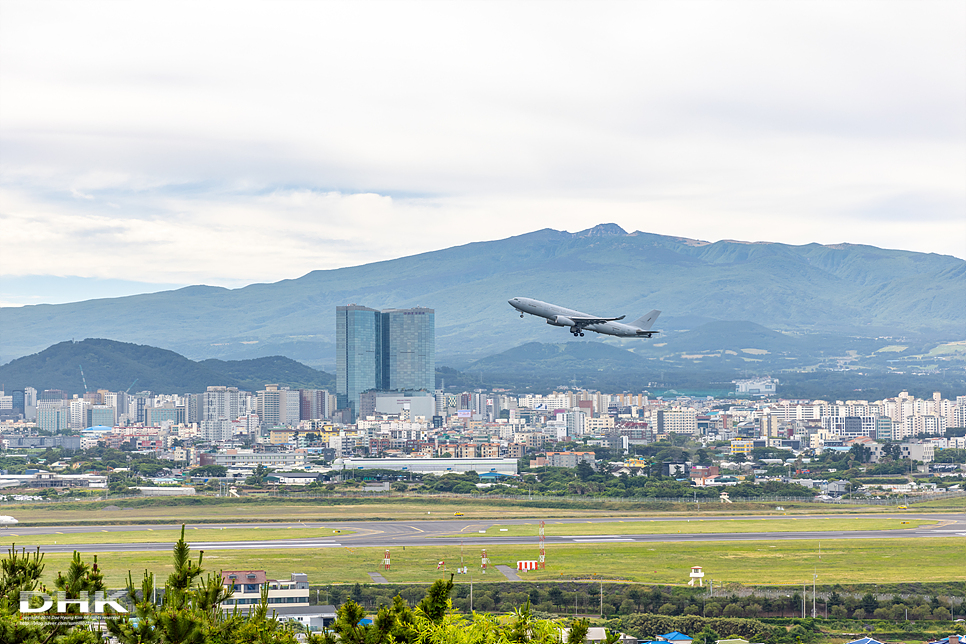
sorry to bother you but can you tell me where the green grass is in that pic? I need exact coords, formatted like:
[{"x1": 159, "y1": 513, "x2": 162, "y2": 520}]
[
  {"x1": 4, "y1": 497, "x2": 899, "y2": 527},
  {"x1": 442, "y1": 517, "x2": 937, "y2": 538},
  {"x1": 32, "y1": 537, "x2": 966, "y2": 588},
  {"x1": 909, "y1": 496, "x2": 966, "y2": 509},
  {"x1": 1, "y1": 525, "x2": 353, "y2": 546}
]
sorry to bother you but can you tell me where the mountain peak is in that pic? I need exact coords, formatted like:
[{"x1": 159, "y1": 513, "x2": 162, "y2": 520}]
[{"x1": 576, "y1": 223, "x2": 627, "y2": 237}]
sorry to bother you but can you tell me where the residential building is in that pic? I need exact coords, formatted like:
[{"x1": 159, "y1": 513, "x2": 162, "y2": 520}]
[
  {"x1": 545, "y1": 451, "x2": 596, "y2": 468},
  {"x1": 656, "y1": 408, "x2": 697, "y2": 435}
]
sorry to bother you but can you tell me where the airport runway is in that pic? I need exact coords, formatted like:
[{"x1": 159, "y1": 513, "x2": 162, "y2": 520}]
[{"x1": 3, "y1": 513, "x2": 963, "y2": 554}]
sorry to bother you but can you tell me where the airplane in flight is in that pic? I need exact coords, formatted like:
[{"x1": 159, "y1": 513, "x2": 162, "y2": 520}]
[
  {"x1": 0, "y1": 515, "x2": 18, "y2": 528},
  {"x1": 508, "y1": 297, "x2": 661, "y2": 338}
]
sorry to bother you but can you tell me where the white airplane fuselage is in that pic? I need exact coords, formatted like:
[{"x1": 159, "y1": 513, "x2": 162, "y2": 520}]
[
  {"x1": 0, "y1": 516, "x2": 18, "y2": 527},
  {"x1": 508, "y1": 297, "x2": 660, "y2": 338}
]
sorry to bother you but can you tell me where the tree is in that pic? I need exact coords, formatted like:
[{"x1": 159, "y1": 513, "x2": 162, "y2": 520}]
[
  {"x1": 107, "y1": 525, "x2": 295, "y2": 644},
  {"x1": 246, "y1": 464, "x2": 269, "y2": 486},
  {"x1": 188, "y1": 465, "x2": 227, "y2": 478}
]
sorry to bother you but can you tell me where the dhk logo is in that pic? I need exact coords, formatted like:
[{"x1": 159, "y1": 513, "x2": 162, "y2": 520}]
[{"x1": 20, "y1": 591, "x2": 129, "y2": 614}]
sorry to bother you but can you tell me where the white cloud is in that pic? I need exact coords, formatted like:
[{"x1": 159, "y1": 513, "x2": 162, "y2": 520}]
[{"x1": 0, "y1": 0, "x2": 963, "y2": 294}]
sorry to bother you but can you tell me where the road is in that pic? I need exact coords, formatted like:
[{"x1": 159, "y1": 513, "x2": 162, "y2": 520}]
[{"x1": 3, "y1": 512, "x2": 963, "y2": 554}]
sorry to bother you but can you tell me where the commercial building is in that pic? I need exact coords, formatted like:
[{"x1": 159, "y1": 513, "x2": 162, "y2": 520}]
[
  {"x1": 336, "y1": 305, "x2": 435, "y2": 421},
  {"x1": 381, "y1": 307, "x2": 435, "y2": 392},
  {"x1": 335, "y1": 457, "x2": 517, "y2": 475},
  {"x1": 220, "y1": 571, "x2": 309, "y2": 613},
  {"x1": 202, "y1": 449, "x2": 308, "y2": 469}
]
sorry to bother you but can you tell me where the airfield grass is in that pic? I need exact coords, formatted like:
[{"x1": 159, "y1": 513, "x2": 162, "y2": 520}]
[
  {"x1": 443, "y1": 517, "x2": 938, "y2": 538},
  {"x1": 1, "y1": 497, "x2": 911, "y2": 527},
  {"x1": 1, "y1": 517, "x2": 933, "y2": 547},
  {"x1": 32, "y1": 537, "x2": 966, "y2": 588},
  {"x1": 1, "y1": 525, "x2": 353, "y2": 546},
  {"x1": 911, "y1": 496, "x2": 966, "y2": 509}
]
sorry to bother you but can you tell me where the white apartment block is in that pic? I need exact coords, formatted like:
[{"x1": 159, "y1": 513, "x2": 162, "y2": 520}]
[
  {"x1": 655, "y1": 407, "x2": 698, "y2": 435},
  {"x1": 584, "y1": 416, "x2": 615, "y2": 433}
]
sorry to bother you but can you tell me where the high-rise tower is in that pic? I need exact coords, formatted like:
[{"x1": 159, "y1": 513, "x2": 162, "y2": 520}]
[
  {"x1": 336, "y1": 305, "x2": 435, "y2": 421},
  {"x1": 336, "y1": 305, "x2": 383, "y2": 419},
  {"x1": 382, "y1": 307, "x2": 435, "y2": 392}
]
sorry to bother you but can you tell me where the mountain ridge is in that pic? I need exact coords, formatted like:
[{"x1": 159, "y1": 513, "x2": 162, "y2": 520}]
[
  {"x1": 2, "y1": 225, "x2": 963, "y2": 366},
  {"x1": 0, "y1": 339, "x2": 334, "y2": 395}
]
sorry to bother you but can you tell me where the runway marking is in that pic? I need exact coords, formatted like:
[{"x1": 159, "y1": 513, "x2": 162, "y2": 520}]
[
  {"x1": 572, "y1": 538, "x2": 634, "y2": 543},
  {"x1": 407, "y1": 525, "x2": 425, "y2": 533}
]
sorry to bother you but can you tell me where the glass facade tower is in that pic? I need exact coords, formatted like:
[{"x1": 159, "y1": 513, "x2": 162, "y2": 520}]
[
  {"x1": 382, "y1": 308, "x2": 435, "y2": 392},
  {"x1": 336, "y1": 305, "x2": 383, "y2": 420},
  {"x1": 336, "y1": 305, "x2": 434, "y2": 421}
]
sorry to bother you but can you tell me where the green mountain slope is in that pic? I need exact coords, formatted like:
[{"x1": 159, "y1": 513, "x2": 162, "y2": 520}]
[
  {"x1": 2, "y1": 224, "x2": 963, "y2": 365},
  {"x1": 0, "y1": 339, "x2": 333, "y2": 395}
]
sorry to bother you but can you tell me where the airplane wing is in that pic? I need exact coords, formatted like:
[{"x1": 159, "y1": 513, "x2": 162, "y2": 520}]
[{"x1": 569, "y1": 315, "x2": 625, "y2": 325}]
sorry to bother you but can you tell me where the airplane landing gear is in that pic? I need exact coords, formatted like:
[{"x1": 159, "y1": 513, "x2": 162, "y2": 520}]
[{"x1": 520, "y1": 314, "x2": 524, "y2": 318}]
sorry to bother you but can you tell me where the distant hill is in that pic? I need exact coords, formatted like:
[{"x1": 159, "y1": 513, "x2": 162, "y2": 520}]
[
  {"x1": 656, "y1": 321, "x2": 802, "y2": 355},
  {"x1": 0, "y1": 339, "x2": 333, "y2": 395},
  {"x1": 469, "y1": 341, "x2": 649, "y2": 374},
  {"x1": 2, "y1": 224, "x2": 963, "y2": 366}
]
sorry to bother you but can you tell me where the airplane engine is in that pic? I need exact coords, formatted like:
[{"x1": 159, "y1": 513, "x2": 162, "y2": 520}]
[{"x1": 547, "y1": 315, "x2": 574, "y2": 327}]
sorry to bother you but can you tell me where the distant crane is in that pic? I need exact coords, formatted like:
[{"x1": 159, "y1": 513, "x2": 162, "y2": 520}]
[
  {"x1": 79, "y1": 366, "x2": 89, "y2": 394},
  {"x1": 125, "y1": 378, "x2": 139, "y2": 394}
]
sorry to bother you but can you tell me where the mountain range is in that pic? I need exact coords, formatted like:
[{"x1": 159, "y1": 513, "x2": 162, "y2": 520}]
[
  {"x1": 0, "y1": 339, "x2": 333, "y2": 395},
  {"x1": 3, "y1": 224, "x2": 964, "y2": 369}
]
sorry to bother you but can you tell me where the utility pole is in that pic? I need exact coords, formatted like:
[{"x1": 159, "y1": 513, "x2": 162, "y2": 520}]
[
  {"x1": 600, "y1": 579, "x2": 603, "y2": 618},
  {"x1": 812, "y1": 573, "x2": 817, "y2": 618}
]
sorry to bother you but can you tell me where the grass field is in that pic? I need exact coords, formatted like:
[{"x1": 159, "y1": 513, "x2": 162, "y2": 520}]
[
  {"x1": 29, "y1": 537, "x2": 966, "y2": 587},
  {"x1": 1, "y1": 525, "x2": 354, "y2": 546},
  {"x1": 0, "y1": 497, "x2": 913, "y2": 527},
  {"x1": 912, "y1": 496, "x2": 966, "y2": 509},
  {"x1": 444, "y1": 517, "x2": 938, "y2": 538}
]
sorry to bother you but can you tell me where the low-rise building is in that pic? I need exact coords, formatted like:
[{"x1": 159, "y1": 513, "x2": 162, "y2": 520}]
[{"x1": 220, "y1": 571, "x2": 310, "y2": 614}]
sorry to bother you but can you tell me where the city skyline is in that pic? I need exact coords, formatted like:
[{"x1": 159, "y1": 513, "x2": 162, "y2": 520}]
[{"x1": 1, "y1": 1, "x2": 963, "y2": 307}]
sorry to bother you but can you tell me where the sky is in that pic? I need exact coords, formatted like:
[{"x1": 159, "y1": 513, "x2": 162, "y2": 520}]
[{"x1": 1, "y1": 0, "x2": 964, "y2": 306}]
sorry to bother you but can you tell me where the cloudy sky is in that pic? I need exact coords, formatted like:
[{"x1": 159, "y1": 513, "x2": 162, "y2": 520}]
[{"x1": 1, "y1": 0, "x2": 963, "y2": 306}]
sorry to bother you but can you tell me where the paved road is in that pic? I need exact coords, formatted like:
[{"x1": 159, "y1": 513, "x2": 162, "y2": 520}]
[{"x1": 2, "y1": 512, "x2": 962, "y2": 554}]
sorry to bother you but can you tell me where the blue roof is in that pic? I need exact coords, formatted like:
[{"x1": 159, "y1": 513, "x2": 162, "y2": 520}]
[
  {"x1": 661, "y1": 632, "x2": 692, "y2": 641},
  {"x1": 846, "y1": 638, "x2": 886, "y2": 644}
]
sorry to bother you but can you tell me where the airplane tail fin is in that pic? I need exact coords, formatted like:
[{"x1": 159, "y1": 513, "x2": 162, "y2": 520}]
[{"x1": 631, "y1": 310, "x2": 661, "y2": 330}]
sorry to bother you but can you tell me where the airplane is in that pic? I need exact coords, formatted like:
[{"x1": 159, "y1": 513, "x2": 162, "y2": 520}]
[
  {"x1": 508, "y1": 297, "x2": 661, "y2": 338},
  {"x1": 0, "y1": 515, "x2": 18, "y2": 528}
]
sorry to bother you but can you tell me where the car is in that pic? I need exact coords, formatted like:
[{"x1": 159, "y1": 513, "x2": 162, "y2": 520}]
[
  {"x1": 453, "y1": 512, "x2": 464, "y2": 516},
  {"x1": 897, "y1": 505, "x2": 908, "y2": 509}
]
